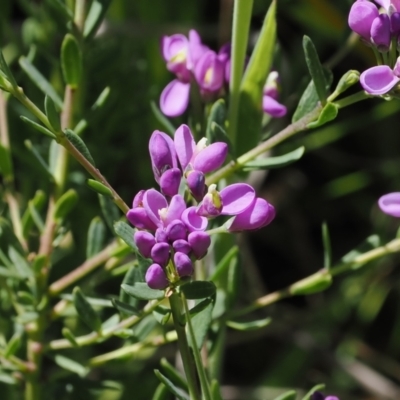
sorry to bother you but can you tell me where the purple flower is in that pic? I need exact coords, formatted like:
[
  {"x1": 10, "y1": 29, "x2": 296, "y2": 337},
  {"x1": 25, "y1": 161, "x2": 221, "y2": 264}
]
[
  {"x1": 371, "y1": 13, "x2": 391, "y2": 50},
  {"x1": 360, "y1": 57, "x2": 400, "y2": 94},
  {"x1": 160, "y1": 79, "x2": 191, "y2": 118},
  {"x1": 263, "y1": 71, "x2": 287, "y2": 118},
  {"x1": 145, "y1": 263, "x2": 169, "y2": 289},
  {"x1": 378, "y1": 192, "x2": 400, "y2": 216},
  {"x1": 348, "y1": 0, "x2": 379, "y2": 40},
  {"x1": 311, "y1": 391, "x2": 339, "y2": 400}
]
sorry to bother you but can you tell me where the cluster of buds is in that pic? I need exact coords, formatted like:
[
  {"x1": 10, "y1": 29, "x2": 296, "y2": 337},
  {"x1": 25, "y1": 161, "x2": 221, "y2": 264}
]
[
  {"x1": 127, "y1": 125, "x2": 276, "y2": 289},
  {"x1": 348, "y1": 0, "x2": 400, "y2": 94}
]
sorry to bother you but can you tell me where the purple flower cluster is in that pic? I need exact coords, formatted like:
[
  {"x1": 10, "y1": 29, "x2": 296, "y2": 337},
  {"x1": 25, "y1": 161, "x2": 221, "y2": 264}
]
[
  {"x1": 348, "y1": 0, "x2": 400, "y2": 94},
  {"x1": 160, "y1": 30, "x2": 229, "y2": 117},
  {"x1": 127, "y1": 124, "x2": 276, "y2": 289}
]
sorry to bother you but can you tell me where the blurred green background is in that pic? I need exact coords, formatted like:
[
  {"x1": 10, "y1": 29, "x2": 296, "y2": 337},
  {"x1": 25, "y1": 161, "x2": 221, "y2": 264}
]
[{"x1": 2, "y1": 0, "x2": 400, "y2": 398}]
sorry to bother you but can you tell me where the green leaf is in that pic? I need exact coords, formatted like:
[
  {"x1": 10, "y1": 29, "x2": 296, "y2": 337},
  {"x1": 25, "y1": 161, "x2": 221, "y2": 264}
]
[
  {"x1": 8, "y1": 246, "x2": 32, "y2": 278},
  {"x1": 73, "y1": 287, "x2": 102, "y2": 333},
  {"x1": 64, "y1": 129, "x2": 95, "y2": 165},
  {"x1": 44, "y1": 0, "x2": 74, "y2": 21},
  {"x1": 84, "y1": 0, "x2": 113, "y2": 39},
  {"x1": 187, "y1": 298, "x2": 214, "y2": 350},
  {"x1": 111, "y1": 298, "x2": 139, "y2": 316},
  {"x1": 242, "y1": 147, "x2": 305, "y2": 171},
  {"x1": 61, "y1": 327, "x2": 79, "y2": 347},
  {"x1": 86, "y1": 216, "x2": 106, "y2": 258},
  {"x1": 61, "y1": 34, "x2": 82, "y2": 88},
  {"x1": 235, "y1": 0, "x2": 277, "y2": 156},
  {"x1": 292, "y1": 70, "x2": 333, "y2": 123},
  {"x1": 303, "y1": 35, "x2": 329, "y2": 105},
  {"x1": 53, "y1": 189, "x2": 79, "y2": 221},
  {"x1": 92, "y1": 86, "x2": 111, "y2": 110},
  {"x1": 114, "y1": 221, "x2": 137, "y2": 252},
  {"x1": 206, "y1": 99, "x2": 226, "y2": 141},
  {"x1": 24, "y1": 140, "x2": 55, "y2": 181},
  {"x1": 0, "y1": 218, "x2": 25, "y2": 255},
  {"x1": 0, "y1": 373, "x2": 17, "y2": 385},
  {"x1": 307, "y1": 102, "x2": 339, "y2": 129},
  {"x1": 273, "y1": 390, "x2": 297, "y2": 400},
  {"x1": 290, "y1": 271, "x2": 332, "y2": 296},
  {"x1": 0, "y1": 48, "x2": 17, "y2": 89},
  {"x1": 121, "y1": 283, "x2": 165, "y2": 300},
  {"x1": 210, "y1": 246, "x2": 238, "y2": 281},
  {"x1": 153, "y1": 305, "x2": 171, "y2": 325},
  {"x1": 180, "y1": 281, "x2": 216, "y2": 299},
  {"x1": 150, "y1": 101, "x2": 175, "y2": 136},
  {"x1": 99, "y1": 194, "x2": 120, "y2": 231},
  {"x1": 44, "y1": 95, "x2": 61, "y2": 132},
  {"x1": 22, "y1": 190, "x2": 46, "y2": 238},
  {"x1": 321, "y1": 222, "x2": 331, "y2": 269},
  {"x1": 153, "y1": 370, "x2": 189, "y2": 400},
  {"x1": 19, "y1": 56, "x2": 63, "y2": 108},
  {"x1": 28, "y1": 200, "x2": 45, "y2": 233},
  {"x1": 210, "y1": 380, "x2": 224, "y2": 400},
  {"x1": 152, "y1": 383, "x2": 170, "y2": 400},
  {"x1": 226, "y1": 317, "x2": 271, "y2": 331},
  {"x1": 160, "y1": 358, "x2": 188, "y2": 391},
  {"x1": 330, "y1": 70, "x2": 360, "y2": 99},
  {"x1": 31, "y1": 254, "x2": 47, "y2": 275},
  {"x1": 4, "y1": 333, "x2": 22, "y2": 358},
  {"x1": 301, "y1": 384, "x2": 325, "y2": 400},
  {"x1": 54, "y1": 354, "x2": 88, "y2": 377},
  {"x1": 86, "y1": 179, "x2": 113, "y2": 197},
  {"x1": 0, "y1": 143, "x2": 13, "y2": 180}
]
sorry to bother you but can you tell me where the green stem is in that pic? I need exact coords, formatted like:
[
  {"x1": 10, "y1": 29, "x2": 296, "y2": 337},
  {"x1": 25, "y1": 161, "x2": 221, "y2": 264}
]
[
  {"x1": 168, "y1": 293, "x2": 201, "y2": 400},
  {"x1": 74, "y1": 0, "x2": 86, "y2": 31},
  {"x1": 181, "y1": 293, "x2": 213, "y2": 400},
  {"x1": 334, "y1": 91, "x2": 372, "y2": 109},
  {"x1": 207, "y1": 105, "x2": 322, "y2": 185},
  {"x1": 227, "y1": 0, "x2": 254, "y2": 149}
]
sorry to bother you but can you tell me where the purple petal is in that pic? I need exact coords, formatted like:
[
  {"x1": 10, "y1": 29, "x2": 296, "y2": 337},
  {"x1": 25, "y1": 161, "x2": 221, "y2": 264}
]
[
  {"x1": 160, "y1": 80, "x2": 190, "y2": 117},
  {"x1": 220, "y1": 183, "x2": 255, "y2": 216},
  {"x1": 172, "y1": 239, "x2": 192, "y2": 255},
  {"x1": 197, "y1": 192, "x2": 223, "y2": 217},
  {"x1": 164, "y1": 195, "x2": 186, "y2": 225},
  {"x1": 263, "y1": 95, "x2": 287, "y2": 118},
  {"x1": 149, "y1": 131, "x2": 177, "y2": 180},
  {"x1": 134, "y1": 231, "x2": 155, "y2": 258},
  {"x1": 186, "y1": 170, "x2": 206, "y2": 201},
  {"x1": 145, "y1": 264, "x2": 169, "y2": 290},
  {"x1": 378, "y1": 192, "x2": 400, "y2": 217},
  {"x1": 194, "y1": 50, "x2": 225, "y2": 92},
  {"x1": 160, "y1": 168, "x2": 181, "y2": 196},
  {"x1": 174, "y1": 124, "x2": 195, "y2": 170},
  {"x1": 360, "y1": 65, "x2": 400, "y2": 94},
  {"x1": 166, "y1": 219, "x2": 187, "y2": 242},
  {"x1": 174, "y1": 252, "x2": 193, "y2": 277},
  {"x1": 182, "y1": 206, "x2": 208, "y2": 232},
  {"x1": 126, "y1": 208, "x2": 157, "y2": 231},
  {"x1": 228, "y1": 198, "x2": 276, "y2": 232},
  {"x1": 390, "y1": 12, "x2": 400, "y2": 33},
  {"x1": 193, "y1": 142, "x2": 228, "y2": 173},
  {"x1": 371, "y1": 14, "x2": 391, "y2": 50},
  {"x1": 187, "y1": 30, "x2": 208, "y2": 69},
  {"x1": 188, "y1": 231, "x2": 211, "y2": 259},
  {"x1": 151, "y1": 242, "x2": 170, "y2": 266},
  {"x1": 161, "y1": 34, "x2": 187, "y2": 63},
  {"x1": 311, "y1": 393, "x2": 325, "y2": 400},
  {"x1": 348, "y1": 0, "x2": 379, "y2": 40},
  {"x1": 132, "y1": 190, "x2": 146, "y2": 208},
  {"x1": 325, "y1": 397, "x2": 340, "y2": 400},
  {"x1": 143, "y1": 189, "x2": 167, "y2": 227},
  {"x1": 155, "y1": 228, "x2": 168, "y2": 243},
  {"x1": 375, "y1": 0, "x2": 391, "y2": 10}
]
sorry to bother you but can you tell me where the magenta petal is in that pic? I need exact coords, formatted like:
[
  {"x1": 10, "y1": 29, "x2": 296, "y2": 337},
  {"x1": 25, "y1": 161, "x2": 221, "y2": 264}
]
[
  {"x1": 371, "y1": 14, "x2": 391, "y2": 50},
  {"x1": 174, "y1": 252, "x2": 193, "y2": 277},
  {"x1": 155, "y1": 228, "x2": 168, "y2": 243},
  {"x1": 186, "y1": 170, "x2": 206, "y2": 201},
  {"x1": 172, "y1": 239, "x2": 192, "y2": 255},
  {"x1": 375, "y1": 0, "x2": 391, "y2": 10},
  {"x1": 263, "y1": 95, "x2": 287, "y2": 118},
  {"x1": 134, "y1": 231, "x2": 155, "y2": 258},
  {"x1": 220, "y1": 183, "x2": 256, "y2": 215},
  {"x1": 193, "y1": 142, "x2": 228, "y2": 173},
  {"x1": 151, "y1": 242, "x2": 170, "y2": 266},
  {"x1": 166, "y1": 219, "x2": 187, "y2": 242},
  {"x1": 360, "y1": 66, "x2": 400, "y2": 94},
  {"x1": 182, "y1": 206, "x2": 208, "y2": 232},
  {"x1": 132, "y1": 190, "x2": 146, "y2": 208},
  {"x1": 145, "y1": 264, "x2": 168, "y2": 290},
  {"x1": 149, "y1": 131, "x2": 177, "y2": 180},
  {"x1": 348, "y1": 0, "x2": 379, "y2": 39},
  {"x1": 160, "y1": 80, "x2": 190, "y2": 117},
  {"x1": 143, "y1": 189, "x2": 167, "y2": 227},
  {"x1": 228, "y1": 198, "x2": 275, "y2": 232},
  {"x1": 164, "y1": 195, "x2": 186, "y2": 226},
  {"x1": 174, "y1": 124, "x2": 195, "y2": 170},
  {"x1": 160, "y1": 168, "x2": 181, "y2": 196},
  {"x1": 194, "y1": 50, "x2": 225, "y2": 92},
  {"x1": 378, "y1": 192, "x2": 400, "y2": 217},
  {"x1": 188, "y1": 231, "x2": 211, "y2": 259},
  {"x1": 187, "y1": 29, "x2": 208, "y2": 69},
  {"x1": 126, "y1": 208, "x2": 157, "y2": 231},
  {"x1": 161, "y1": 34, "x2": 187, "y2": 62}
]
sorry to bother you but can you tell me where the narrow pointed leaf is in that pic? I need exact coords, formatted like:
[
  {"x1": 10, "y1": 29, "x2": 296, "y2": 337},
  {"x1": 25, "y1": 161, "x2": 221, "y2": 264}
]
[
  {"x1": 180, "y1": 281, "x2": 216, "y2": 299},
  {"x1": 61, "y1": 34, "x2": 82, "y2": 88},
  {"x1": 86, "y1": 216, "x2": 106, "y2": 258},
  {"x1": 73, "y1": 287, "x2": 102, "y2": 333},
  {"x1": 111, "y1": 298, "x2": 139, "y2": 316},
  {"x1": 19, "y1": 56, "x2": 63, "y2": 108},
  {"x1": 273, "y1": 390, "x2": 297, "y2": 400},
  {"x1": 24, "y1": 140, "x2": 55, "y2": 181},
  {"x1": 307, "y1": 102, "x2": 338, "y2": 129},
  {"x1": 62, "y1": 327, "x2": 79, "y2": 347},
  {"x1": 322, "y1": 222, "x2": 331, "y2": 269},
  {"x1": 303, "y1": 35, "x2": 329, "y2": 105},
  {"x1": 53, "y1": 189, "x2": 78, "y2": 220},
  {"x1": 99, "y1": 194, "x2": 120, "y2": 231},
  {"x1": 153, "y1": 370, "x2": 189, "y2": 400},
  {"x1": 206, "y1": 99, "x2": 226, "y2": 141},
  {"x1": 86, "y1": 179, "x2": 113, "y2": 197},
  {"x1": 153, "y1": 305, "x2": 171, "y2": 325},
  {"x1": 160, "y1": 358, "x2": 188, "y2": 391},
  {"x1": 301, "y1": 384, "x2": 325, "y2": 400},
  {"x1": 242, "y1": 147, "x2": 305, "y2": 171},
  {"x1": 64, "y1": 129, "x2": 95, "y2": 165},
  {"x1": 44, "y1": 95, "x2": 61, "y2": 132},
  {"x1": 121, "y1": 283, "x2": 164, "y2": 300},
  {"x1": 0, "y1": 48, "x2": 17, "y2": 89},
  {"x1": 28, "y1": 200, "x2": 45, "y2": 233},
  {"x1": 92, "y1": 86, "x2": 111, "y2": 110},
  {"x1": 4, "y1": 333, "x2": 22, "y2": 358},
  {"x1": 22, "y1": 190, "x2": 46, "y2": 237},
  {"x1": 0, "y1": 143, "x2": 13, "y2": 179},
  {"x1": 20, "y1": 116, "x2": 57, "y2": 139},
  {"x1": 187, "y1": 298, "x2": 214, "y2": 350},
  {"x1": 290, "y1": 271, "x2": 332, "y2": 295},
  {"x1": 210, "y1": 380, "x2": 224, "y2": 400},
  {"x1": 54, "y1": 354, "x2": 88, "y2": 377},
  {"x1": 150, "y1": 101, "x2": 175, "y2": 136},
  {"x1": 84, "y1": 0, "x2": 113, "y2": 39},
  {"x1": 226, "y1": 317, "x2": 271, "y2": 331},
  {"x1": 8, "y1": 246, "x2": 32, "y2": 278},
  {"x1": 113, "y1": 221, "x2": 137, "y2": 251}
]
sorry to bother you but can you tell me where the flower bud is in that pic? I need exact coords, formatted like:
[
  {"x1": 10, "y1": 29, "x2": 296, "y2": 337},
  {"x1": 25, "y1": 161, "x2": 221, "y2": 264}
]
[
  {"x1": 174, "y1": 252, "x2": 193, "y2": 277},
  {"x1": 371, "y1": 14, "x2": 391, "y2": 51},
  {"x1": 160, "y1": 168, "x2": 181, "y2": 196},
  {"x1": 134, "y1": 231, "x2": 155, "y2": 258},
  {"x1": 378, "y1": 192, "x2": 400, "y2": 217},
  {"x1": 196, "y1": 184, "x2": 223, "y2": 217},
  {"x1": 348, "y1": 0, "x2": 379, "y2": 40},
  {"x1": 145, "y1": 264, "x2": 169, "y2": 289},
  {"x1": 155, "y1": 228, "x2": 168, "y2": 243},
  {"x1": 186, "y1": 170, "x2": 206, "y2": 201},
  {"x1": 166, "y1": 219, "x2": 187, "y2": 242},
  {"x1": 151, "y1": 242, "x2": 170, "y2": 266},
  {"x1": 188, "y1": 231, "x2": 211, "y2": 259},
  {"x1": 172, "y1": 239, "x2": 192, "y2": 255}
]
